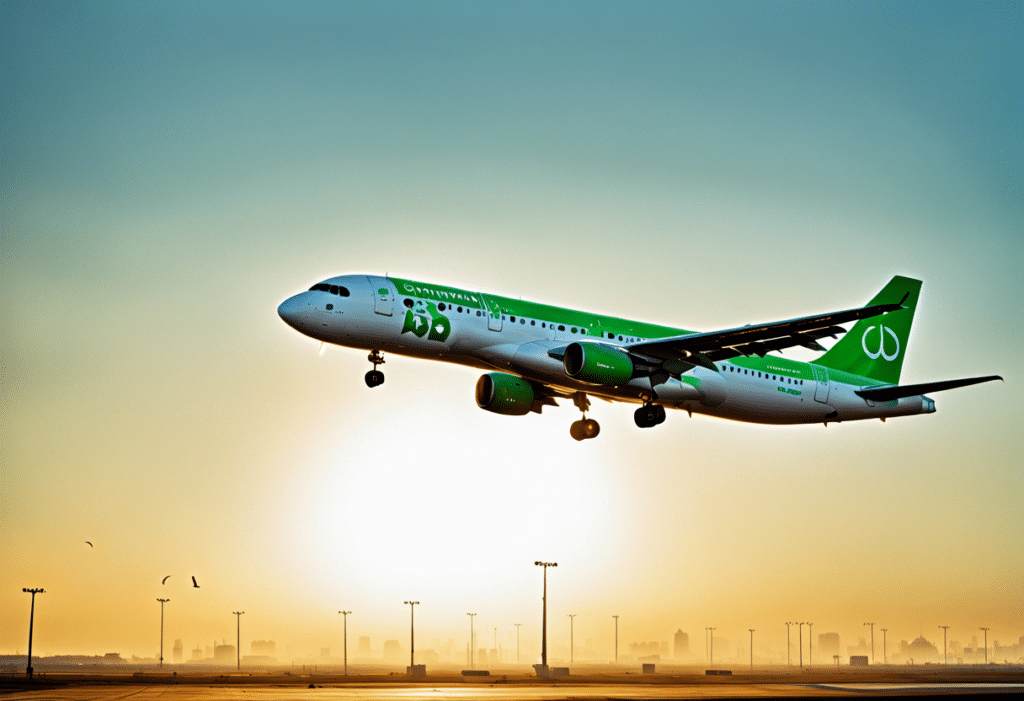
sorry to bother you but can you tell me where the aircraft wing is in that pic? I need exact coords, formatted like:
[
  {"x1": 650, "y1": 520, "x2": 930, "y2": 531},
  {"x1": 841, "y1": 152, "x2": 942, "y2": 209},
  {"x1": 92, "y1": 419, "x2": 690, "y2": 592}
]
[
  {"x1": 854, "y1": 375, "x2": 1003, "y2": 401},
  {"x1": 624, "y1": 295, "x2": 908, "y2": 370}
]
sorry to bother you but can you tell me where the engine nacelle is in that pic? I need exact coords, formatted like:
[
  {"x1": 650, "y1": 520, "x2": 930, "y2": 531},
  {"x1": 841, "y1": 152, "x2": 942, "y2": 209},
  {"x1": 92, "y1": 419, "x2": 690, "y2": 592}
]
[
  {"x1": 475, "y1": 372, "x2": 535, "y2": 416},
  {"x1": 563, "y1": 342, "x2": 634, "y2": 385}
]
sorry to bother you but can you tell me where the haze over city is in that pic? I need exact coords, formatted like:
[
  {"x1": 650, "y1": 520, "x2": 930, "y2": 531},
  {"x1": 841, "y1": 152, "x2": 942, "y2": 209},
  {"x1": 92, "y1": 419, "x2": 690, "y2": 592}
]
[{"x1": 2, "y1": 0, "x2": 1020, "y2": 669}]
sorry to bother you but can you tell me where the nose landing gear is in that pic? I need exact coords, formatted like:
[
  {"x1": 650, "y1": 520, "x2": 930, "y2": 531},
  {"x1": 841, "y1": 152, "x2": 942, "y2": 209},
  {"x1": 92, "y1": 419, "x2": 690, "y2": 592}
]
[
  {"x1": 365, "y1": 350, "x2": 385, "y2": 387},
  {"x1": 569, "y1": 392, "x2": 600, "y2": 441},
  {"x1": 634, "y1": 403, "x2": 666, "y2": 428}
]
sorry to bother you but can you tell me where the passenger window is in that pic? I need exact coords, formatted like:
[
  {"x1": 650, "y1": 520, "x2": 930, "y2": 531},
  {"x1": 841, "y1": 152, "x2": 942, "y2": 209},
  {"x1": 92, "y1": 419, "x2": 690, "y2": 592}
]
[
  {"x1": 457, "y1": 306, "x2": 463, "y2": 313},
  {"x1": 339, "y1": 287, "x2": 350, "y2": 297},
  {"x1": 326, "y1": 304, "x2": 333, "y2": 310},
  {"x1": 404, "y1": 298, "x2": 414, "y2": 308},
  {"x1": 439, "y1": 303, "x2": 446, "y2": 311},
  {"x1": 571, "y1": 327, "x2": 577, "y2": 334},
  {"x1": 618, "y1": 335, "x2": 623, "y2": 341},
  {"x1": 477, "y1": 311, "x2": 482, "y2": 316},
  {"x1": 520, "y1": 318, "x2": 525, "y2": 324},
  {"x1": 558, "y1": 325, "x2": 565, "y2": 332},
  {"x1": 329, "y1": 285, "x2": 339, "y2": 295},
  {"x1": 510, "y1": 316, "x2": 516, "y2": 322},
  {"x1": 531, "y1": 320, "x2": 536, "y2": 326},
  {"x1": 581, "y1": 329, "x2": 587, "y2": 334}
]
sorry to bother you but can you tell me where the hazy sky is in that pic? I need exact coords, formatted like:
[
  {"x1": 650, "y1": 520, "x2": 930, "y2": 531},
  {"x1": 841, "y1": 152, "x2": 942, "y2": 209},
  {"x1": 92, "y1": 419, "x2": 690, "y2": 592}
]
[{"x1": 2, "y1": 1, "x2": 1021, "y2": 662}]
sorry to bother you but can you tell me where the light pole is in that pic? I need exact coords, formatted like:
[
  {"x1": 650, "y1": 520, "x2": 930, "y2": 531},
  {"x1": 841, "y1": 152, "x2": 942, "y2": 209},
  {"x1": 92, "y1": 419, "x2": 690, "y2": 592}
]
[
  {"x1": 979, "y1": 627, "x2": 989, "y2": 664},
  {"x1": 534, "y1": 561, "x2": 557, "y2": 669},
  {"x1": 23, "y1": 588, "x2": 44, "y2": 679},
  {"x1": 515, "y1": 623, "x2": 521, "y2": 664},
  {"x1": 939, "y1": 625, "x2": 950, "y2": 664},
  {"x1": 467, "y1": 613, "x2": 476, "y2": 668},
  {"x1": 797, "y1": 622, "x2": 805, "y2": 668},
  {"x1": 708, "y1": 627, "x2": 716, "y2": 665},
  {"x1": 784, "y1": 622, "x2": 793, "y2": 666},
  {"x1": 612, "y1": 615, "x2": 619, "y2": 664},
  {"x1": 749, "y1": 629, "x2": 755, "y2": 671},
  {"x1": 404, "y1": 601, "x2": 419, "y2": 667},
  {"x1": 567, "y1": 615, "x2": 576, "y2": 665},
  {"x1": 233, "y1": 612, "x2": 244, "y2": 671},
  {"x1": 807, "y1": 623, "x2": 813, "y2": 667},
  {"x1": 338, "y1": 611, "x2": 351, "y2": 675},
  {"x1": 157, "y1": 599, "x2": 170, "y2": 668},
  {"x1": 863, "y1": 623, "x2": 875, "y2": 664},
  {"x1": 880, "y1": 628, "x2": 887, "y2": 665}
]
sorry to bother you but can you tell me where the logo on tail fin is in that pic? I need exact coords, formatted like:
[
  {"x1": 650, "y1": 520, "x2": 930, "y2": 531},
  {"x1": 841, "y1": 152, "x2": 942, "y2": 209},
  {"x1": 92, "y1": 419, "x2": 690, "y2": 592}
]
[{"x1": 861, "y1": 325, "x2": 900, "y2": 361}]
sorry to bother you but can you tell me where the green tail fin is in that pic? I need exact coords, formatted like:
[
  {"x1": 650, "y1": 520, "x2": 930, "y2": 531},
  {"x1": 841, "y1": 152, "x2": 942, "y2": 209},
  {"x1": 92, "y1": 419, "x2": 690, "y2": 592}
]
[{"x1": 814, "y1": 276, "x2": 922, "y2": 385}]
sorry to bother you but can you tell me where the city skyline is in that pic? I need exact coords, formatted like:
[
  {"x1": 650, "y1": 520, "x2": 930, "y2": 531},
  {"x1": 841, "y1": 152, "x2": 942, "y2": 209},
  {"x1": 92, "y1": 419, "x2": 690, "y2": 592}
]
[{"x1": 3, "y1": 1, "x2": 1020, "y2": 662}]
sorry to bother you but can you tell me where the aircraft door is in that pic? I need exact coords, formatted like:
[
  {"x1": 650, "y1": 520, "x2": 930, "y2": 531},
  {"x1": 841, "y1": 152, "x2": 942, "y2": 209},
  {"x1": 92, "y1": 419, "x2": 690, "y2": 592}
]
[
  {"x1": 811, "y1": 365, "x2": 830, "y2": 403},
  {"x1": 371, "y1": 279, "x2": 393, "y2": 316},
  {"x1": 480, "y1": 294, "x2": 502, "y2": 331}
]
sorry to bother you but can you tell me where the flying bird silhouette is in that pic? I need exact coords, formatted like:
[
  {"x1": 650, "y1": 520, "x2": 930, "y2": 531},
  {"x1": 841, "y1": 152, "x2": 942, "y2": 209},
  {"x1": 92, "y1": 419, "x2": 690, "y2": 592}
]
[
  {"x1": 162, "y1": 575, "x2": 172, "y2": 585},
  {"x1": 85, "y1": 541, "x2": 93, "y2": 548},
  {"x1": 192, "y1": 576, "x2": 200, "y2": 588}
]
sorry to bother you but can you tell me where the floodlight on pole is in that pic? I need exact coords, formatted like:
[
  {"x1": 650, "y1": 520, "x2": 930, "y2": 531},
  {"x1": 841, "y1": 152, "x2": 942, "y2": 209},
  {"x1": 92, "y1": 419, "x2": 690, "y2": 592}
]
[
  {"x1": 338, "y1": 611, "x2": 351, "y2": 675},
  {"x1": 534, "y1": 561, "x2": 557, "y2": 668},
  {"x1": 515, "y1": 623, "x2": 521, "y2": 664},
  {"x1": 863, "y1": 623, "x2": 875, "y2": 664},
  {"x1": 404, "y1": 601, "x2": 419, "y2": 667},
  {"x1": 979, "y1": 627, "x2": 989, "y2": 665},
  {"x1": 939, "y1": 625, "x2": 950, "y2": 665},
  {"x1": 157, "y1": 599, "x2": 170, "y2": 668},
  {"x1": 807, "y1": 623, "x2": 813, "y2": 667},
  {"x1": 612, "y1": 615, "x2": 619, "y2": 664},
  {"x1": 22, "y1": 588, "x2": 44, "y2": 679},
  {"x1": 784, "y1": 622, "x2": 793, "y2": 666},
  {"x1": 880, "y1": 628, "x2": 887, "y2": 665},
  {"x1": 749, "y1": 629, "x2": 755, "y2": 671},
  {"x1": 708, "y1": 627, "x2": 716, "y2": 666},
  {"x1": 467, "y1": 614, "x2": 476, "y2": 669},
  {"x1": 233, "y1": 612, "x2": 244, "y2": 671},
  {"x1": 567, "y1": 615, "x2": 576, "y2": 665}
]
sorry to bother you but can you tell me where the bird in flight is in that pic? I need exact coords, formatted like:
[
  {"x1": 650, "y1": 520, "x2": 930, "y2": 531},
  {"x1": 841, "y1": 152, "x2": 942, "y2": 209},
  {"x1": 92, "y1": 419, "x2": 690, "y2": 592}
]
[
  {"x1": 192, "y1": 576, "x2": 200, "y2": 588},
  {"x1": 85, "y1": 541, "x2": 93, "y2": 548},
  {"x1": 162, "y1": 575, "x2": 172, "y2": 585}
]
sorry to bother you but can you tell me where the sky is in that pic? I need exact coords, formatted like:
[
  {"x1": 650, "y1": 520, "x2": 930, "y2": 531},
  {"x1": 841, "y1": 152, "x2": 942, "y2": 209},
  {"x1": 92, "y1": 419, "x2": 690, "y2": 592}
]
[{"x1": 2, "y1": 0, "x2": 1021, "y2": 664}]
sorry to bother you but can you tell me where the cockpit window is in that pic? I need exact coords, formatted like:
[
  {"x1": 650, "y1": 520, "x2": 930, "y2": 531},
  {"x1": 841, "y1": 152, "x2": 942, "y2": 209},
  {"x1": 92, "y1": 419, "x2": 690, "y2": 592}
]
[{"x1": 309, "y1": 283, "x2": 350, "y2": 297}]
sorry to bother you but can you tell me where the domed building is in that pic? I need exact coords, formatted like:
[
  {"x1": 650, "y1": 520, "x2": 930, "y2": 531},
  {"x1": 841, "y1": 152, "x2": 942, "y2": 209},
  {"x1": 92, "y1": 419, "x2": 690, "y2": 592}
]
[{"x1": 907, "y1": 636, "x2": 939, "y2": 663}]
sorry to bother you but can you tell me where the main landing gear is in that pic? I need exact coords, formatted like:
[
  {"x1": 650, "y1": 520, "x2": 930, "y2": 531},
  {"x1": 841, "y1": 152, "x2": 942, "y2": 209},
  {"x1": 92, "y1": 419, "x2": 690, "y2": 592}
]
[
  {"x1": 365, "y1": 350, "x2": 385, "y2": 388},
  {"x1": 634, "y1": 403, "x2": 666, "y2": 428},
  {"x1": 569, "y1": 392, "x2": 600, "y2": 441}
]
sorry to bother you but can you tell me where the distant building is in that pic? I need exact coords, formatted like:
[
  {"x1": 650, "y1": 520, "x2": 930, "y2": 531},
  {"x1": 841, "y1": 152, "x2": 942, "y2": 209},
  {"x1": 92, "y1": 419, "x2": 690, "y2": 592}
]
[
  {"x1": 907, "y1": 636, "x2": 939, "y2": 662},
  {"x1": 251, "y1": 640, "x2": 276, "y2": 656},
  {"x1": 818, "y1": 633, "x2": 840, "y2": 657},
  {"x1": 103, "y1": 653, "x2": 122, "y2": 663},
  {"x1": 191, "y1": 644, "x2": 203, "y2": 661},
  {"x1": 214, "y1": 644, "x2": 236, "y2": 664},
  {"x1": 673, "y1": 630, "x2": 689, "y2": 659},
  {"x1": 382, "y1": 640, "x2": 402, "y2": 660},
  {"x1": 172, "y1": 639, "x2": 183, "y2": 663}
]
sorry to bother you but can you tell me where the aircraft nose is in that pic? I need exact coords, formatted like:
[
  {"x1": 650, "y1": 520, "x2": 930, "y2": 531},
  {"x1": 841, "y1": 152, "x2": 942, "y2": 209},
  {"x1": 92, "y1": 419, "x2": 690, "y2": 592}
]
[{"x1": 277, "y1": 295, "x2": 305, "y2": 330}]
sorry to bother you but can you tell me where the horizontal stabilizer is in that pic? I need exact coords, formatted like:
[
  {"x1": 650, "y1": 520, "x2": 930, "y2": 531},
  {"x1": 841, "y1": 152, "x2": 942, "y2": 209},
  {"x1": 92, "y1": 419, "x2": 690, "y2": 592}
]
[{"x1": 855, "y1": 375, "x2": 1003, "y2": 402}]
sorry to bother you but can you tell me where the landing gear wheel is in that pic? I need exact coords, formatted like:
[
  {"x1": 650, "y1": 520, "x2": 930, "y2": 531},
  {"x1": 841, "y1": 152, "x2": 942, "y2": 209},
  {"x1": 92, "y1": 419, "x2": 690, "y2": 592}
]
[
  {"x1": 570, "y1": 418, "x2": 601, "y2": 441},
  {"x1": 365, "y1": 350, "x2": 386, "y2": 388},
  {"x1": 634, "y1": 404, "x2": 665, "y2": 428}
]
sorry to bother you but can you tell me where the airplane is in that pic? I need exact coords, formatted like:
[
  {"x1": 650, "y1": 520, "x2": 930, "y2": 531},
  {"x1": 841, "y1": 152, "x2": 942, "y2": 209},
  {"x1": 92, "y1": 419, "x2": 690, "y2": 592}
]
[{"x1": 277, "y1": 274, "x2": 1001, "y2": 440}]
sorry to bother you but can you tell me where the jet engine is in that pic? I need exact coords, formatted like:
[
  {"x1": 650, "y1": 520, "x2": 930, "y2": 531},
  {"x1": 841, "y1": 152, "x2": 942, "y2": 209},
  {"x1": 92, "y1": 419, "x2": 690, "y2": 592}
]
[
  {"x1": 563, "y1": 342, "x2": 634, "y2": 385},
  {"x1": 475, "y1": 372, "x2": 535, "y2": 416}
]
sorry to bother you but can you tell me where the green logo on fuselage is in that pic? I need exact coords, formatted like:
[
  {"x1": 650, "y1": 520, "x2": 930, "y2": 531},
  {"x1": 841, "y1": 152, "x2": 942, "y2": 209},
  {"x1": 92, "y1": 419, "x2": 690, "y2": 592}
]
[{"x1": 401, "y1": 301, "x2": 451, "y2": 342}]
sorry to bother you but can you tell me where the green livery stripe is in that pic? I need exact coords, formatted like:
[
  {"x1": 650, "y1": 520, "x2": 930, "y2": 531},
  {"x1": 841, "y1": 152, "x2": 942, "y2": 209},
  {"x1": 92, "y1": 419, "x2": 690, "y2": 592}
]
[{"x1": 390, "y1": 277, "x2": 691, "y2": 340}]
